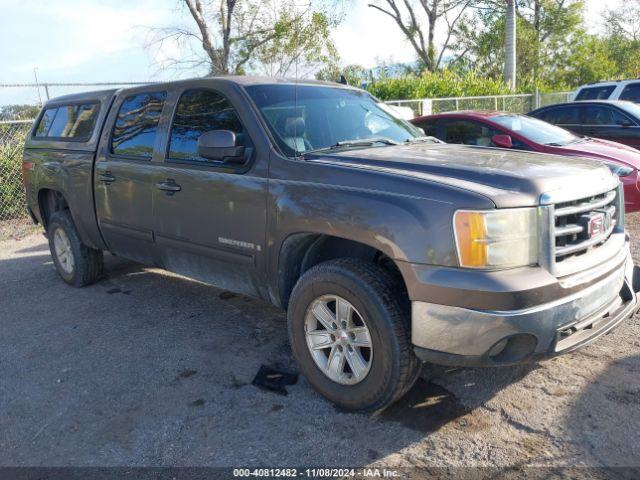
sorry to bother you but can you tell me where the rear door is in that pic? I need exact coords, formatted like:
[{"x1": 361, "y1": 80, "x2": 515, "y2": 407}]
[
  {"x1": 151, "y1": 86, "x2": 269, "y2": 297},
  {"x1": 94, "y1": 90, "x2": 167, "y2": 264},
  {"x1": 535, "y1": 105, "x2": 586, "y2": 136}
]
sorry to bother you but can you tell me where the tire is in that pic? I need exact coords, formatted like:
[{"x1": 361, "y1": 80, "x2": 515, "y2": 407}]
[
  {"x1": 47, "y1": 210, "x2": 103, "y2": 287},
  {"x1": 287, "y1": 258, "x2": 421, "y2": 413}
]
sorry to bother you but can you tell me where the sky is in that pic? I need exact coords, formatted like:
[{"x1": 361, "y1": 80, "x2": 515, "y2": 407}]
[{"x1": 0, "y1": 0, "x2": 620, "y2": 107}]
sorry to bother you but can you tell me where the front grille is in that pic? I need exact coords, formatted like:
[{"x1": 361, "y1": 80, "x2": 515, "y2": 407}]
[{"x1": 553, "y1": 189, "x2": 618, "y2": 262}]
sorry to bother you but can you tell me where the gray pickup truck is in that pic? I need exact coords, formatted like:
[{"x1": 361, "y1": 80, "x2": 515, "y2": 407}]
[{"x1": 23, "y1": 77, "x2": 640, "y2": 412}]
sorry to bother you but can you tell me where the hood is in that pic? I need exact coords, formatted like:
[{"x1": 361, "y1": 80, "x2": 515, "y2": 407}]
[
  {"x1": 307, "y1": 143, "x2": 616, "y2": 208},
  {"x1": 557, "y1": 138, "x2": 640, "y2": 169}
]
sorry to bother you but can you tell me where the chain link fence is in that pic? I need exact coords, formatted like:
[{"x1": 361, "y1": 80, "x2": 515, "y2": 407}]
[
  {"x1": 385, "y1": 91, "x2": 573, "y2": 117},
  {"x1": 0, "y1": 120, "x2": 36, "y2": 240}
]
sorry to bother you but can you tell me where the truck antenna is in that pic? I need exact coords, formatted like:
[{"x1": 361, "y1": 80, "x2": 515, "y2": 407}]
[{"x1": 294, "y1": 12, "x2": 299, "y2": 158}]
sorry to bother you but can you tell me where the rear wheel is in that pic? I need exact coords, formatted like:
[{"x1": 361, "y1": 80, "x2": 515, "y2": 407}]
[
  {"x1": 47, "y1": 210, "x2": 103, "y2": 287},
  {"x1": 288, "y1": 259, "x2": 420, "y2": 412}
]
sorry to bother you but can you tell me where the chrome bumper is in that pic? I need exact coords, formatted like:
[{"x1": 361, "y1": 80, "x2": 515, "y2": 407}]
[{"x1": 411, "y1": 249, "x2": 639, "y2": 367}]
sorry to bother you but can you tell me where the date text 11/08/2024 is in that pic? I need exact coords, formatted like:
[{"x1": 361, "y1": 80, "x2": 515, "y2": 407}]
[{"x1": 232, "y1": 468, "x2": 400, "y2": 477}]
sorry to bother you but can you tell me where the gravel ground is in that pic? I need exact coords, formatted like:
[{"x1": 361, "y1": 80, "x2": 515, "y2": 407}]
[{"x1": 1, "y1": 216, "x2": 639, "y2": 470}]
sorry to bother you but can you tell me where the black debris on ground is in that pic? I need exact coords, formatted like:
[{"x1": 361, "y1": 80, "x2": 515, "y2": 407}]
[{"x1": 252, "y1": 365, "x2": 298, "y2": 396}]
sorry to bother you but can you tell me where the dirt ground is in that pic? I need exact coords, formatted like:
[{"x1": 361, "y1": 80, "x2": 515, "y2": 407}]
[{"x1": 1, "y1": 215, "x2": 639, "y2": 472}]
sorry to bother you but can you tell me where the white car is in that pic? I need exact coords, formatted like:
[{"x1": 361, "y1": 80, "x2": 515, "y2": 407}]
[{"x1": 572, "y1": 80, "x2": 640, "y2": 103}]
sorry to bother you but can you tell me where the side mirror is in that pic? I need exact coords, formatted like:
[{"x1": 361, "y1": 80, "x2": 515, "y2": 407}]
[
  {"x1": 197, "y1": 130, "x2": 245, "y2": 163},
  {"x1": 491, "y1": 134, "x2": 513, "y2": 149},
  {"x1": 621, "y1": 120, "x2": 633, "y2": 128}
]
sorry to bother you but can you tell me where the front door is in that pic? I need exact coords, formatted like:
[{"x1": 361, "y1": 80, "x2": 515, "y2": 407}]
[
  {"x1": 152, "y1": 87, "x2": 268, "y2": 297},
  {"x1": 582, "y1": 105, "x2": 640, "y2": 149},
  {"x1": 94, "y1": 90, "x2": 167, "y2": 264}
]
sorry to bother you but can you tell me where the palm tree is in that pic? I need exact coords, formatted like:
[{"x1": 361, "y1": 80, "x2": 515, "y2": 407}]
[{"x1": 504, "y1": 0, "x2": 516, "y2": 89}]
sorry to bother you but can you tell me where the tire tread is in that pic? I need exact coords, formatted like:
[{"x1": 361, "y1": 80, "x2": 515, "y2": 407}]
[
  {"x1": 288, "y1": 258, "x2": 420, "y2": 413},
  {"x1": 47, "y1": 210, "x2": 103, "y2": 287}
]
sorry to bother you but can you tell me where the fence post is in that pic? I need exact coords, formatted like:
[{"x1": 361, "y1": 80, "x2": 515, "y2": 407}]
[
  {"x1": 534, "y1": 87, "x2": 540, "y2": 109},
  {"x1": 421, "y1": 99, "x2": 432, "y2": 116},
  {"x1": 43, "y1": 84, "x2": 50, "y2": 100}
]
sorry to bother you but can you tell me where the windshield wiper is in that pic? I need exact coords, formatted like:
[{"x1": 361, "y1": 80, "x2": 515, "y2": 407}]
[
  {"x1": 405, "y1": 136, "x2": 443, "y2": 144},
  {"x1": 304, "y1": 137, "x2": 399, "y2": 155},
  {"x1": 334, "y1": 137, "x2": 400, "y2": 147}
]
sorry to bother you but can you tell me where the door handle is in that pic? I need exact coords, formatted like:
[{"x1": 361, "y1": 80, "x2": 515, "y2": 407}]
[
  {"x1": 99, "y1": 171, "x2": 116, "y2": 184},
  {"x1": 156, "y1": 179, "x2": 182, "y2": 196}
]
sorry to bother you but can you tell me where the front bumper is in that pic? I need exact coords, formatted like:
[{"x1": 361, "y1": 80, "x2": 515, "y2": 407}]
[{"x1": 410, "y1": 248, "x2": 640, "y2": 367}]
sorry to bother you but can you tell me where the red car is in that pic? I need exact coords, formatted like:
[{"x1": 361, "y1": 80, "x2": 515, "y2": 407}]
[{"x1": 411, "y1": 111, "x2": 640, "y2": 212}]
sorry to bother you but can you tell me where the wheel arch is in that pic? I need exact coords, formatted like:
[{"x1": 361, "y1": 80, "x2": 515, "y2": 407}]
[
  {"x1": 37, "y1": 188, "x2": 70, "y2": 229},
  {"x1": 276, "y1": 232, "x2": 408, "y2": 310}
]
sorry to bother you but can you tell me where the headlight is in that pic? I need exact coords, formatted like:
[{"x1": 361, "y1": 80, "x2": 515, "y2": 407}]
[{"x1": 453, "y1": 208, "x2": 538, "y2": 268}]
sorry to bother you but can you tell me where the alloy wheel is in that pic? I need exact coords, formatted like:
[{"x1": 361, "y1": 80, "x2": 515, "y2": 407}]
[{"x1": 304, "y1": 294, "x2": 373, "y2": 385}]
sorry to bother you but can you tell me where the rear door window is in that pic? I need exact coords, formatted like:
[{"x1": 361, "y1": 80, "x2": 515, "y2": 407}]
[
  {"x1": 532, "y1": 108, "x2": 556, "y2": 123},
  {"x1": 168, "y1": 89, "x2": 246, "y2": 162},
  {"x1": 34, "y1": 103, "x2": 99, "y2": 140},
  {"x1": 111, "y1": 91, "x2": 166, "y2": 158},
  {"x1": 575, "y1": 86, "x2": 615, "y2": 101},
  {"x1": 543, "y1": 106, "x2": 581, "y2": 124},
  {"x1": 619, "y1": 83, "x2": 640, "y2": 103}
]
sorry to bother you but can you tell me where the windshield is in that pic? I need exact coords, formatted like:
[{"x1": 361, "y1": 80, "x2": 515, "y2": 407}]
[
  {"x1": 490, "y1": 114, "x2": 578, "y2": 146},
  {"x1": 245, "y1": 84, "x2": 424, "y2": 156}
]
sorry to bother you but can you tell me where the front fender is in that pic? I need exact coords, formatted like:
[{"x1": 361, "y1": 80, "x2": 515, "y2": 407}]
[
  {"x1": 266, "y1": 153, "x2": 498, "y2": 304},
  {"x1": 269, "y1": 178, "x2": 457, "y2": 264}
]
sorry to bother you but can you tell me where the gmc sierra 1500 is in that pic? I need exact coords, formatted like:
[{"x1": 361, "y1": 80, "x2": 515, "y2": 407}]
[{"x1": 22, "y1": 77, "x2": 640, "y2": 412}]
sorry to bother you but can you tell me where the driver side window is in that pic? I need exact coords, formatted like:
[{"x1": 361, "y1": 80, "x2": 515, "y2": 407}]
[
  {"x1": 441, "y1": 120, "x2": 500, "y2": 146},
  {"x1": 168, "y1": 89, "x2": 248, "y2": 162}
]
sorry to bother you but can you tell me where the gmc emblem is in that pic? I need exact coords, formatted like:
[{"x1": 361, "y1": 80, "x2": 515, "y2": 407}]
[
  {"x1": 588, "y1": 207, "x2": 614, "y2": 238},
  {"x1": 588, "y1": 214, "x2": 605, "y2": 237}
]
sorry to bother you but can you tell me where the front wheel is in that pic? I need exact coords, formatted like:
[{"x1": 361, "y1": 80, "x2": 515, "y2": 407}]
[
  {"x1": 287, "y1": 259, "x2": 420, "y2": 412},
  {"x1": 47, "y1": 210, "x2": 103, "y2": 287}
]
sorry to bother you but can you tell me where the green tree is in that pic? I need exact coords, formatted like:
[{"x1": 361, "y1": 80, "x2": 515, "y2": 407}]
[
  {"x1": 315, "y1": 64, "x2": 371, "y2": 86},
  {"x1": 451, "y1": 0, "x2": 586, "y2": 89},
  {"x1": 366, "y1": 69, "x2": 514, "y2": 100},
  {"x1": 604, "y1": 1, "x2": 640, "y2": 41},
  {"x1": 368, "y1": 0, "x2": 482, "y2": 72},
  {"x1": 148, "y1": 0, "x2": 338, "y2": 76},
  {"x1": 603, "y1": 1, "x2": 640, "y2": 78},
  {"x1": 552, "y1": 33, "x2": 616, "y2": 87},
  {"x1": 254, "y1": 9, "x2": 338, "y2": 77}
]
